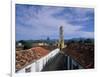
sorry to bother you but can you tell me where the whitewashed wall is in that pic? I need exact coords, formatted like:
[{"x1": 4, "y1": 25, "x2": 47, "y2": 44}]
[{"x1": 17, "y1": 48, "x2": 60, "y2": 73}]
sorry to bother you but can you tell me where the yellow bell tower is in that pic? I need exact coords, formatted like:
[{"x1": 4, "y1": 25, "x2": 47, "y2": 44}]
[{"x1": 58, "y1": 26, "x2": 65, "y2": 50}]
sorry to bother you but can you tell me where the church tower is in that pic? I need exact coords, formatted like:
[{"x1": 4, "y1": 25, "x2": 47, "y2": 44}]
[{"x1": 59, "y1": 26, "x2": 65, "y2": 50}]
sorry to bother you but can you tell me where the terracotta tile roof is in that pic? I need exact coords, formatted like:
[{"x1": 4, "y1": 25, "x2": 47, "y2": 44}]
[
  {"x1": 16, "y1": 47, "x2": 50, "y2": 71},
  {"x1": 63, "y1": 43, "x2": 94, "y2": 69}
]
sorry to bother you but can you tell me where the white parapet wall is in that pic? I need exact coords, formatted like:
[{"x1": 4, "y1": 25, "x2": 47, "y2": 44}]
[{"x1": 17, "y1": 48, "x2": 60, "y2": 73}]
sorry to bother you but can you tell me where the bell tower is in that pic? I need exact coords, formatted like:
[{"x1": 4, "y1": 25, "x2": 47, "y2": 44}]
[{"x1": 59, "y1": 26, "x2": 65, "y2": 50}]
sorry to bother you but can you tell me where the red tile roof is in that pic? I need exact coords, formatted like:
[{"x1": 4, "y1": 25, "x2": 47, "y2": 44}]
[
  {"x1": 16, "y1": 47, "x2": 50, "y2": 71},
  {"x1": 63, "y1": 43, "x2": 94, "y2": 69}
]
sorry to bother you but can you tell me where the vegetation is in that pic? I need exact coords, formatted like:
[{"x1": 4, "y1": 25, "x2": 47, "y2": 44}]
[
  {"x1": 16, "y1": 38, "x2": 94, "y2": 50},
  {"x1": 65, "y1": 38, "x2": 94, "y2": 45}
]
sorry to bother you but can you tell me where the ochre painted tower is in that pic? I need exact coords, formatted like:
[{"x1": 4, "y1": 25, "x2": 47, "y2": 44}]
[{"x1": 59, "y1": 26, "x2": 65, "y2": 50}]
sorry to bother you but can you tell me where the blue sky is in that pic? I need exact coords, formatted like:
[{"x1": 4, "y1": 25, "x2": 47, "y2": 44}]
[{"x1": 16, "y1": 4, "x2": 94, "y2": 40}]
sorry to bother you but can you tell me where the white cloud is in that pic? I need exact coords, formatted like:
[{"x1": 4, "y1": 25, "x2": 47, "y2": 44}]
[{"x1": 16, "y1": 5, "x2": 94, "y2": 40}]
